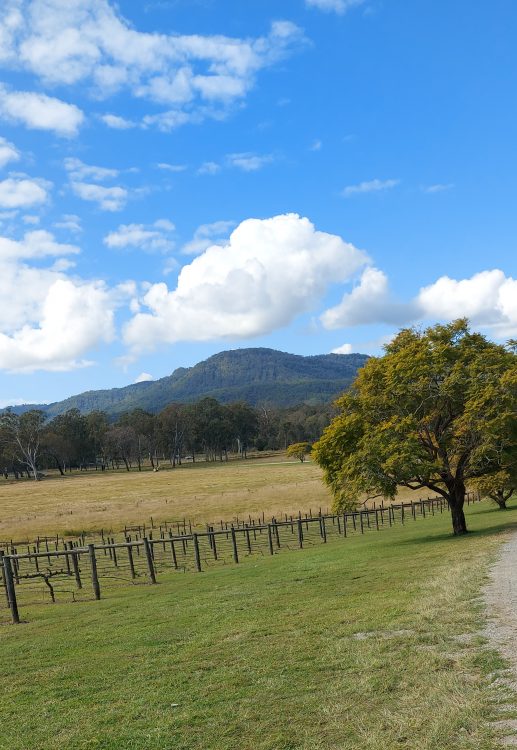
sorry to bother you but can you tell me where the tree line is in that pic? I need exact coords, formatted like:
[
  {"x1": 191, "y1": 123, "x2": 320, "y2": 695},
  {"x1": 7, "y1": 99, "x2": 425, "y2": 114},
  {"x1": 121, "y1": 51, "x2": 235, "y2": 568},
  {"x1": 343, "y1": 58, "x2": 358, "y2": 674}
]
[{"x1": 0, "y1": 398, "x2": 335, "y2": 480}]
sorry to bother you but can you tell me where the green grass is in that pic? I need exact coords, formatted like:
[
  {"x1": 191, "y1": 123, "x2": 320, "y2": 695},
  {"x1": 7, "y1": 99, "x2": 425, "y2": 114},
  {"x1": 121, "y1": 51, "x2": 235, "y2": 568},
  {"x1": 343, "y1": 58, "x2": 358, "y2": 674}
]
[{"x1": 1, "y1": 501, "x2": 516, "y2": 750}]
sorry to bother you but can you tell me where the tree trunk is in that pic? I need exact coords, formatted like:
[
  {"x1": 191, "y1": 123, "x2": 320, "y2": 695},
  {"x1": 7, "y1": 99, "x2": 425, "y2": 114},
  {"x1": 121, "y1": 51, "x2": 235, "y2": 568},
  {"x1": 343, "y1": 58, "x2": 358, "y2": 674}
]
[
  {"x1": 450, "y1": 501, "x2": 468, "y2": 534},
  {"x1": 491, "y1": 492, "x2": 508, "y2": 510}
]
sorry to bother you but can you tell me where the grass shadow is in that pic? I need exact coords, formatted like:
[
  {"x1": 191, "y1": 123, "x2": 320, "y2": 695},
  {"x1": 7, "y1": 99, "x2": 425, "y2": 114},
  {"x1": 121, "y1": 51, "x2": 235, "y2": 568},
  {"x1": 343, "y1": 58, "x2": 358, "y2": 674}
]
[{"x1": 394, "y1": 503, "x2": 517, "y2": 548}]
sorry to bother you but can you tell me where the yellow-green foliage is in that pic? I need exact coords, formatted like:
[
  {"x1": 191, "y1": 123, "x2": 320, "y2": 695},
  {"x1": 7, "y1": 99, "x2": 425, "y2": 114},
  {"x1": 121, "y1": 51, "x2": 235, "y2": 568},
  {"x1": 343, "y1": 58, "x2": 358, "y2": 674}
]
[
  {"x1": 313, "y1": 319, "x2": 517, "y2": 533},
  {"x1": 286, "y1": 442, "x2": 312, "y2": 462}
]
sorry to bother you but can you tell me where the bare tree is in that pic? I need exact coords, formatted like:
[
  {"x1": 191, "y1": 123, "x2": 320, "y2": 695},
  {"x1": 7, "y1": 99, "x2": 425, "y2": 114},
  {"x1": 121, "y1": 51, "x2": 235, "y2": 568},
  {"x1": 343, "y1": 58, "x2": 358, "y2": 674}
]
[{"x1": 0, "y1": 410, "x2": 46, "y2": 481}]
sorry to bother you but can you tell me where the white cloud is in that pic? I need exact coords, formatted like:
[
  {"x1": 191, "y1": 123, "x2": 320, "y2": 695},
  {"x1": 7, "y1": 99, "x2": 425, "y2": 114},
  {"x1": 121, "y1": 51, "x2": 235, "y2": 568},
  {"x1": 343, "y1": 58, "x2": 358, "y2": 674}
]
[
  {"x1": 323, "y1": 266, "x2": 517, "y2": 339},
  {"x1": 156, "y1": 162, "x2": 187, "y2": 172},
  {"x1": 70, "y1": 181, "x2": 128, "y2": 211},
  {"x1": 321, "y1": 267, "x2": 416, "y2": 328},
  {"x1": 100, "y1": 113, "x2": 136, "y2": 129},
  {"x1": 306, "y1": 0, "x2": 367, "y2": 13},
  {"x1": 0, "y1": 176, "x2": 50, "y2": 208},
  {"x1": 331, "y1": 343, "x2": 353, "y2": 354},
  {"x1": 54, "y1": 214, "x2": 82, "y2": 233},
  {"x1": 0, "y1": 227, "x2": 119, "y2": 373},
  {"x1": 134, "y1": 372, "x2": 154, "y2": 383},
  {"x1": 22, "y1": 214, "x2": 40, "y2": 225},
  {"x1": 0, "y1": 84, "x2": 84, "y2": 136},
  {"x1": 310, "y1": 139, "x2": 322, "y2": 151},
  {"x1": 64, "y1": 157, "x2": 119, "y2": 182},
  {"x1": 198, "y1": 161, "x2": 221, "y2": 176},
  {"x1": 226, "y1": 152, "x2": 274, "y2": 171},
  {"x1": 0, "y1": 229, "x2": 79, "y2": 332},
  {"x1": 422, "y1": 183, "x2": 454, "y2": 194},
  {"x1": 342, "y1": 178, "x2": 400, "y2": 197},
  {"x1": 0, "y1": 229, "x2": 79, "y2": 263},
  {"x1": 104, "y1": 220, "x2": 175, "y2": 252},
  {"x1": 0, "y1": 136, "x2": 20, "y2": 168},
  {"x1": 0, "y1": 2, "x2": 305, "y2": 128},
  {"x1": 142, "y1": 110, "x2": 195, "y2": 132},
  {"x1": 0, "y1": 279, "x2": 115, "y2": 372},
  {"x1": 124, "y1": 213, "x2": 367, "y2": 353},
  {"x1": 181, "y1": 220, "x2": 235, "y2": 255},
  {"x1": 417, "y1": 270, "x2": 517, "y2": 336}
]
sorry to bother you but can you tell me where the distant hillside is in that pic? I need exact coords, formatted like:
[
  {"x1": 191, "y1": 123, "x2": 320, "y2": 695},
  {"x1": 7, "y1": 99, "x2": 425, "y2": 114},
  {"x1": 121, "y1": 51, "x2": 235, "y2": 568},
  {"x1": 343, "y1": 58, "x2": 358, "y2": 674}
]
[{"x1": 6, "y1": 348, "x2": 369, "y2": 419}]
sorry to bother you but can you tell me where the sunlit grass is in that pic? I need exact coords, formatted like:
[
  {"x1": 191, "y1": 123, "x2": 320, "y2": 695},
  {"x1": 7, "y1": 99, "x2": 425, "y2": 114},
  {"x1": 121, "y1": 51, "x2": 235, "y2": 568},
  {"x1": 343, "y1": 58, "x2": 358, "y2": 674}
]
[{"x1": 1, "y1": 501, "x2": 515, "y2": 749}]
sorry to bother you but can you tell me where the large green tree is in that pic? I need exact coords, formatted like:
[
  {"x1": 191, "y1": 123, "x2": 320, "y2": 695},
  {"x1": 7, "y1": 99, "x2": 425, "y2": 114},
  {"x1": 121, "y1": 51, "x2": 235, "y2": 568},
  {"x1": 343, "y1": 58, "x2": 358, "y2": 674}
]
[{"x1": 313, "y1": 320, "x2": 517, "y2": 535}]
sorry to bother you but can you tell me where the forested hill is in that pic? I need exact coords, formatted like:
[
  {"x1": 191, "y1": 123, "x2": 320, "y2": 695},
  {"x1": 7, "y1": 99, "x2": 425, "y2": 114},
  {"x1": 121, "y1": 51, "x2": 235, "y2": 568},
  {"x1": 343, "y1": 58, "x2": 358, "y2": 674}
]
[{"x1": 7, "y1": 348, "x2": 369, "y2": 418}]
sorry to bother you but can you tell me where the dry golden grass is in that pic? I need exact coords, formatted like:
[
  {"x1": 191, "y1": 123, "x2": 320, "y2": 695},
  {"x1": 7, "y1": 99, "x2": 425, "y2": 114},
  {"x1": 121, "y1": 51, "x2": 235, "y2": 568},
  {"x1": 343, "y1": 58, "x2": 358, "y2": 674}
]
[
  {"x1": 0, "y1": 457, "x2": 331, "y2": 539},
  {"x1": 0, "y1": 455, "x2": 428, "y2": 540}
]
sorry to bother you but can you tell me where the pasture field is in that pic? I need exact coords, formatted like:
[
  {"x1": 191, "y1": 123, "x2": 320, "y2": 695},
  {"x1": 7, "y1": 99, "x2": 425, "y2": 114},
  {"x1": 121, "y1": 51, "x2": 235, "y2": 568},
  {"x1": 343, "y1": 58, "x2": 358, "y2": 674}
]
[
  {"x1": 1, "y1": 500, "x2": 516, "y2": 750},
  {"x1": 0, "y1": 456, "x2": 421, "y2": 541}
]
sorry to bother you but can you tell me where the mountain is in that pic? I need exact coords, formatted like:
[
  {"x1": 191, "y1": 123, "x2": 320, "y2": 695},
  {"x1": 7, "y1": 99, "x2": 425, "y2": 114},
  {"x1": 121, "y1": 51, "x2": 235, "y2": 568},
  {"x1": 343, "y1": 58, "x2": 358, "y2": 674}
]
[{"x1": 5, "y1": 348, "x2": 369, "y2": 419}]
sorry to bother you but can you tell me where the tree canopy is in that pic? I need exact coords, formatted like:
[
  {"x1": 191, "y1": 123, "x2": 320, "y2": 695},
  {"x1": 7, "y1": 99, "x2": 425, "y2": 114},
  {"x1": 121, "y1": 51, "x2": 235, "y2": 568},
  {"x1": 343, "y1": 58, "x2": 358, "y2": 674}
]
[
  {"x1": 286, "y1": 442, "x2": 312, "y2": 462},
  {"x1": 313, "y1": 320, "x2": 517, "y2": 535}
]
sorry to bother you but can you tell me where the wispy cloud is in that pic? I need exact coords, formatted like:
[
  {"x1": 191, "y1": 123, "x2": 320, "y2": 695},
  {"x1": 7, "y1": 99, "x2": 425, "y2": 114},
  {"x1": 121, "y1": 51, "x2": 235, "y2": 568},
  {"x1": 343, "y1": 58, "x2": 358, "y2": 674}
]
[
  {"x1": 0, "y1": 3, "x2": 306, "y2": 131},
  {"x1": 306, "y1": 0, "x2": 367, "y2": 14},
  {"x1": 198, "y1": 153, "x2": 275, "y2": 175},
  {"x1": 0, "y1": 84, "x2": 84, "y2": 137},
  {"x1": 100, "y1": 114, "x2": 136, "y2": 130},
  {"x1": 226, "y1": 153, "x2": 275, "y2": 172},
  {"x1": 104, "y1": 220, "x2": 175, "y2": 252},
  {"x1": 0, "y1": 137, "x2": 20, "y2": 169},
  {"x1": 156, "y1": 163, "x2": 188, "y2": 173},
  {"x1": 198, "y1": 161, "x2": 222, "y2": 176},
  {"x1": 64, "y1": 158, "x2": 119, "y2": 183},
  {"x1": 421, "y1": 183, "x2": 454, "y2": 194},
  {"x1": 341, "y1": 178, "x2": 400, "y2": 197},
  {"x1": 181, "y1": 220, "x2": 235, "y2": 255},
  {"x1": 70, "y1": 182, "x2": 128, "y2": 212}
]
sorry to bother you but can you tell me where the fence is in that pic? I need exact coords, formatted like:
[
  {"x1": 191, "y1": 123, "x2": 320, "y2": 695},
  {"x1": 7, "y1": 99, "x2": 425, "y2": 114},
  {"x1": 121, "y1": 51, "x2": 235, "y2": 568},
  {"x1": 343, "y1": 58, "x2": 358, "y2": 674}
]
[{"x1": 0, "y1": 492, "x2": 481, "y2": 624}]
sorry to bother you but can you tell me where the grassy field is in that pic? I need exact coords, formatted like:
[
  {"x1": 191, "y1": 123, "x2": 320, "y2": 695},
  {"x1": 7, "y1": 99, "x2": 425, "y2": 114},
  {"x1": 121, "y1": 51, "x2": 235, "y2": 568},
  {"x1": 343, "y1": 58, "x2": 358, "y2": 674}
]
[
  {"x1": 0, "y1": 456, "x2": 425, "y2": 541},
  {"x1": 1, "y1": 499, "x2": 516, "y2": 750}
]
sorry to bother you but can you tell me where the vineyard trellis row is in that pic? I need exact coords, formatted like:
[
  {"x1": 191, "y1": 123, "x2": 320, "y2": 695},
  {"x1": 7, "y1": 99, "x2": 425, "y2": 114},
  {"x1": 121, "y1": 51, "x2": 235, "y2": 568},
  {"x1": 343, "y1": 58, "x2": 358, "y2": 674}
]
[{"x1": 0, "y1": 492, "x2": 481, "y2": 624}]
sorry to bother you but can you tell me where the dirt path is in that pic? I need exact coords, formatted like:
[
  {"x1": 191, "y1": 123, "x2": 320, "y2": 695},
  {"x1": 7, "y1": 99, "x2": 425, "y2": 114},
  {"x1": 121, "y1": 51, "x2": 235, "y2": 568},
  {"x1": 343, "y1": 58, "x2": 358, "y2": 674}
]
[{"x1": 484, "y1": 531, "x2": 517, "y2": 745}]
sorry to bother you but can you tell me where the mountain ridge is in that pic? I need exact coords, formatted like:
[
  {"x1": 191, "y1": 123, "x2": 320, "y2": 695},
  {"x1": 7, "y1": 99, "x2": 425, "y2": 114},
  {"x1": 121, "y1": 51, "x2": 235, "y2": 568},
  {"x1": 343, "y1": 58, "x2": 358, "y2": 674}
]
[{"x1": 5, "y1": 347, "x2": 369, "y2": 418}]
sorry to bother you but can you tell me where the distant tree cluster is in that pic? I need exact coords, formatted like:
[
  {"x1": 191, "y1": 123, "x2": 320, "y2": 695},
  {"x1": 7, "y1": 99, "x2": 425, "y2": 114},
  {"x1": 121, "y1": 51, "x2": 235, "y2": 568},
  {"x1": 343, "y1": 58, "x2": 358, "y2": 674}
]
[{"x1": 0, "y1": 398, "x2": 334, "y2": 480}]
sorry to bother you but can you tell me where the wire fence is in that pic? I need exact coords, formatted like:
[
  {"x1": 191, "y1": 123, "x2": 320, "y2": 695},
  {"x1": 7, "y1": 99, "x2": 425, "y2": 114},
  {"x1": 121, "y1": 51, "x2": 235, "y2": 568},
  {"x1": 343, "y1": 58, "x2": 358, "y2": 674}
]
[{"x1": 0, "y1": 492, "x2": 481, "y2": 624}]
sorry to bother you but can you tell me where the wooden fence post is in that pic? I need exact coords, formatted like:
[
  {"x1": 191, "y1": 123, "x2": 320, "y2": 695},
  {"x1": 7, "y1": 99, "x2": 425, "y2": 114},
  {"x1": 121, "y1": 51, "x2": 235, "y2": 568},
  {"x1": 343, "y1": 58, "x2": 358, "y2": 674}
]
[
  {"x1": 267, "y1": 525, "x2": 274, "y2": 555},
  {"x1": 168, "y1": 532, "x2": 178, "y2": 569},
  {"x1": 192, "y1": 534, "x2": 202, "y2": 572},
  {"x1": 143, "y1": 538, "x2": 157, "y2": 584},
  {"x1": 297, "y1": 518, "x2": 303, "y2": 548},
  {"x1": 88, "y1": 544, "x2": 101, "y2": 600},
  {"x1": 3, "y1": 555, "x2": 19, "y2": 623},
  {"x1": 274, "y1": 521, "x2": 281, "y2": 549},
  {"x1": 210, "y1": 528, "x2": 218, "y2": 560},
  {"x1": 231, "y1": 527, "x2": 239, "y2": 564},
  {"x1": 69, "y1": 543, "x2": 82, "y2": 589},
  {"x1": 126, "y1": 544, "x2": 136, "y2": 580}
]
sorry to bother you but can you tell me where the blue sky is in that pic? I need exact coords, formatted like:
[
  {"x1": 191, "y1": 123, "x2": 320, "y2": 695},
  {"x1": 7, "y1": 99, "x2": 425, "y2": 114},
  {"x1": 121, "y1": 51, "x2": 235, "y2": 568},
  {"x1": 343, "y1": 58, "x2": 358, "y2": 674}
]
[{"x1": 0, "y1": 0, "x2": 516, "y2": 406}]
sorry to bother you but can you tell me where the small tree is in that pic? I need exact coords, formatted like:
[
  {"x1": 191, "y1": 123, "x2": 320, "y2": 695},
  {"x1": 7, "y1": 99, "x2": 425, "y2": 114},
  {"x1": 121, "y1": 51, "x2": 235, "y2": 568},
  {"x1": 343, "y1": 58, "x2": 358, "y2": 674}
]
[
  {"x1": 287, "y1": 442, "x2": 312, "y2": 462},
  {"x1": 472, "y1": 471, "x2": 515, "y2": 510},
  {"x1": 313, "y1": 320, "x2": 516, "y2": 535}
]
